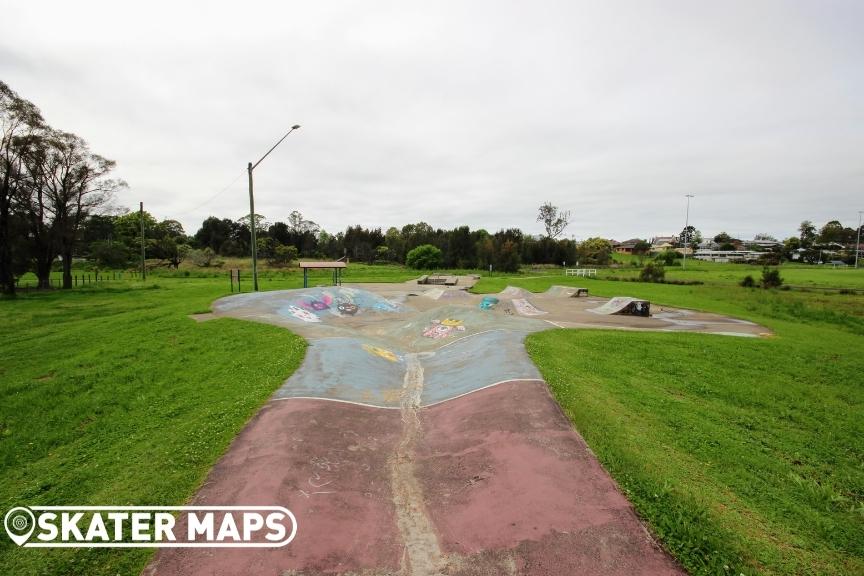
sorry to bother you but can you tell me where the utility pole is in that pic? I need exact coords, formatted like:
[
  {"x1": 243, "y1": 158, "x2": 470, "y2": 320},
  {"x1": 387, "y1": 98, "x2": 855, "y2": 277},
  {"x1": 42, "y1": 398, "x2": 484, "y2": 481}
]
[
  {"x1": 856, "y1": 210, "x2": 862, "y2": 269},
  {"x1": 247, "y1": 162, "x2": 258, "y2": 291},
  {"x1": 682, "y1": 194, "x2": 694, "y2": 270},
  {"x1": 248, "y1": 124, "x2": 301, "y2": 291},
  {"x1": 140, "y1": 202, "x2": 146, "y2": 281}
]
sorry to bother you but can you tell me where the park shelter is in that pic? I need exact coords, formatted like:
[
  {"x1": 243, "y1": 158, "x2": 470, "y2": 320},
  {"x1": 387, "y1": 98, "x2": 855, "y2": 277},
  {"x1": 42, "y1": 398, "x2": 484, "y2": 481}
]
[{"x1": 299, "y1": 261, "x2": 347, "y2": 288}]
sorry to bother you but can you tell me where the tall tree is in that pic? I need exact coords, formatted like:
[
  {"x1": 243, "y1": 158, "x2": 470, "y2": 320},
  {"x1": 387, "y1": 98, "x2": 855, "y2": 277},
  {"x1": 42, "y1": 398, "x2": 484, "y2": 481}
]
[
  {"x1": 536, "y1": 202, "x2": 570, "y2": 239},
  {"x1": 48, "y1": 131, "x2": 122, "y2": 287},
  {"x1": 0, "y1": 81, "x2": 44, "y2": 294},
  {"x1": 287, "y1": 210, "x2": 320, "y2": 235},
  {"x1": 799, "y1": 220, "x2": 816, "y2": 248}
]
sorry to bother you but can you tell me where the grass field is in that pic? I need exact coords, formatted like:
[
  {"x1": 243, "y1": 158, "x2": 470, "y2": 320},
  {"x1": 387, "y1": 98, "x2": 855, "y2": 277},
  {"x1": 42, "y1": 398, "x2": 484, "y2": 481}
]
[
  {"x1": 472, "y1": 272, "x2": 864, "y2": 575},
  {"x1": 0, "y1": 280, "x2": 309, "y2": 575},
  {"x1": 1, "y1": 261, "x2": 862, "y2": 575}
]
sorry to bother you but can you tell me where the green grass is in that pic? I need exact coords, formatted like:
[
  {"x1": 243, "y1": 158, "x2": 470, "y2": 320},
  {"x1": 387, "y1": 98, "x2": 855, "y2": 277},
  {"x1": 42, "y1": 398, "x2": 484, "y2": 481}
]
[
  {"x1": 0, "y1": 280, "x2": 307, "y2": 575},
  {"x1": 3, "y1": 261, "x2": 863, "y2": 574},
  {"x1": 473, "y1": 272, "x2": 864, "y2": 575}
]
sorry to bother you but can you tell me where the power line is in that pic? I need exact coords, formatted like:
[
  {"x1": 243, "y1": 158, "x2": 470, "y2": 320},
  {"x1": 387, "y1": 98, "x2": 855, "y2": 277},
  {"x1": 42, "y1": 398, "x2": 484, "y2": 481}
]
[{"x1": 172, "y1": 169, "x2": 246, "y2": 217}]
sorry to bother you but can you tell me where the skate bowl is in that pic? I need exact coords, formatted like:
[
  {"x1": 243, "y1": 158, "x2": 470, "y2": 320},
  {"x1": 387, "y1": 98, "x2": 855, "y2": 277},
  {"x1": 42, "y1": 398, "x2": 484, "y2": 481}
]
[{"x1": 149, "y1": 284, "x2": 770, "y2": 575}]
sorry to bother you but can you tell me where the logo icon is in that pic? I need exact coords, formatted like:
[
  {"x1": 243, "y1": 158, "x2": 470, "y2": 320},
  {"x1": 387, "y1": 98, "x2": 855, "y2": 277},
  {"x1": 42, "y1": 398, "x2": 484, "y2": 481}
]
[
  {"x1": 4, "y1": 507, "x2": 35, "y2": 546},
  {"x1": 3, "y1": 506, "x2": 296, "y2": 548}
]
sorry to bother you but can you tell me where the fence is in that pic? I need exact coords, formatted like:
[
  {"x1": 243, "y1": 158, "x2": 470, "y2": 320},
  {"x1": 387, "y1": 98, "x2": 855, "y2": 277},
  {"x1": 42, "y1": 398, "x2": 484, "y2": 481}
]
[{"x1": 13, "y1": 271, "x2": 144, "y2": 290}]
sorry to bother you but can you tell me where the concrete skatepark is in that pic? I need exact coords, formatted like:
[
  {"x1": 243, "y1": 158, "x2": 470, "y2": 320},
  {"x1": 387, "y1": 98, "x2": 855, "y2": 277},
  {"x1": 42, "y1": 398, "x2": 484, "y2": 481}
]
[{"x1": 145, "y1": 279, "x2": 769, "y2": 575}]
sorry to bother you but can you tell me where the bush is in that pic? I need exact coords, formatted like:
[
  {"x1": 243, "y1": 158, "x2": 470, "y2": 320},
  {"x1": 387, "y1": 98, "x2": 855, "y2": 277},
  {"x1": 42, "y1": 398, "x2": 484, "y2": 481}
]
[
  {"x1": 654, "y1": 250, "x2": 682, "y2": 266},
  {"x1": 267, "y1": 244, "x2": 298, "y2": 267},
  {"x1": 740, "y1": 275, "x2": 756, "y2": 288},
  {"x1": 189, "y1": 247, "x2": 216, "y2": 267},
  {"x1": 640, "y1": 263, "x2": 666, "y2": 283},
  {"x1": 760, "y1": 267, "x2": 783, "y2": 289},
  {"x1": 406, "y1": 244, "x2": 443, "y2": 269},
  {"x1": 496, "y1": 240, "x2": 521, "y2": 272}
]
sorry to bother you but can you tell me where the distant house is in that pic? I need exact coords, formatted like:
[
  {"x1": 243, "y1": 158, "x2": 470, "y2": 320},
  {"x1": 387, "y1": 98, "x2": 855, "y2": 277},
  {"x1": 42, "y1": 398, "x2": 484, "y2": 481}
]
[
  {"x1": 616, "y1": 239, "x2": 643, "y2": 254},
  {"x1": 650, "y1": 236, "x2": 676, "y2": 253},
  {"x1": 744, "y1": 239, "x2": 781, "y2": 251},
  {"x1": 694, "y1": 249, "x2": 762, "y2": 263}
]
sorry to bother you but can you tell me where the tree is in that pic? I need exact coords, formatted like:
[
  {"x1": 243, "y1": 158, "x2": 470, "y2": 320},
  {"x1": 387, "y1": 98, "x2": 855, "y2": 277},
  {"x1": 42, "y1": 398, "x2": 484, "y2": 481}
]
[
  {"x1": 799, "y1": 221, "x2": 816, "y2": 248},
  {"x1": 287, "y1": 210, "x2": 319, "y2": 235},
  {"x1": 760, "y1": 267, "x2": 783, "y2": 289},
  {"x1": 632, "y1": 240, "x2": 651, "y2": 264},
  {"x1": 577, "y1": 237, "x2": 613, "y2": 265},
  {"x1": 496, "y1": 240, "x2": 521, "y2": 272},
  {"x1": 817, "y1": 220, "x2": 844, "y2": 245},
  {"x1": 406, "y1": 244, "x2": 443, "y2": 269},
  {"x1": 384, "y1": 227, "x2": 405, "y2": 263},
  {"x1": 0, "y1": 80, "x2": 45, "y2": 294},
  {"x1": 640, "y1": 263, "x2": 665, "y2": 282},
  {"x1": 678, "y1": 226, "x2": 701, "y2": 247},
  {"x1": 754, "y1": 233, "x2": 777, "y2": 242},
  {"x1": 268, "y1": 244, "x2": 298, "y2": 267},
  {"x1": 713, "y1": 232, "x2": 732, "y2": 245},
  {"x1": 195, "y1": 217, "x2": 233, "y2": 252},
  {"x1": 475, "y1": 234, "x2": 494, "y2": 269},
  {"x1": 536, "y1": 202, "x2": 570, "y2": 239},
  {"x1": 37, "y1": 130, "x2": 124, "y2": 288}
]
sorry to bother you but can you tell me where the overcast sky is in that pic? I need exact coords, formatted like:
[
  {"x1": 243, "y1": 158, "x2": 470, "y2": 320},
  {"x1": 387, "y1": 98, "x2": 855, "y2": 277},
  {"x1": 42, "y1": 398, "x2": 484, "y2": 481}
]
[{"x1": 2, "y1": 0, "x2": 862, "y2": 241}]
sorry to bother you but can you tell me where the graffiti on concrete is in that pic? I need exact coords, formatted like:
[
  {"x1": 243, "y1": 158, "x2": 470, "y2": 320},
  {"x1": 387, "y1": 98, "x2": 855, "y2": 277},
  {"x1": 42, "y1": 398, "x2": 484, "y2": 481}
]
[
  {"x1": 363, "y1": 344, "x2": 401, "y2": 363},
  {"x1": 480, "y1": 296, "x2": 499, "y2": 310},
  {"x1": 280, "y1": 304, "x2": 322, "y2": 323},
  {"x1": 422, "y1": 319, "x2": 467, "y2": 339},
  {"x1": 511, "y1": 298, "x2": 547, "y2": 316}
]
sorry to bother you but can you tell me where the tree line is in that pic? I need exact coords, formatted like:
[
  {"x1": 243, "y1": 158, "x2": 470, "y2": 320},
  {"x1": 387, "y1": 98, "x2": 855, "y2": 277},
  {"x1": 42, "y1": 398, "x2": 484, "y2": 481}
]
[
  {"x1": 80, "y1": 209, "x2": 588, "y2": 273},
  {"x1": 6, "y1": 82, "x2": 860, "y2": 296},
  {"x1": 1, "y1": 81, "x2": 124, "y2": 295}
]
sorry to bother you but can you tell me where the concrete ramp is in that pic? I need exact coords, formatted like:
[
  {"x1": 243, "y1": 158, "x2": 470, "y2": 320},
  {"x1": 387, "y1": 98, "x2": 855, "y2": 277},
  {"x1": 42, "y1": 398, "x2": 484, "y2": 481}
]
[
  {"x1": 589, "y1": 297, "x2": 650, "y2": 317},
  {"x1": 545, "y1": 285, "x2": 588, "y2": 298},
  {"x1": 498, "y1": 286, "x2": 531, "y2": 299}
]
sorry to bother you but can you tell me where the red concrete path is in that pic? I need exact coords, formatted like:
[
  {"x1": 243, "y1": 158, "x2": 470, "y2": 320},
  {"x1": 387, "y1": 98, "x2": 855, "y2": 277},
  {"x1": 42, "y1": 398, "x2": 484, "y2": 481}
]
[
  {"x1": 416, "y1": 380, "x2": 683, "y2": 575},
  {"x1": 144, "y1": 382, "x2": 685, "y2": 575},
  {"x1": 143, "y1": 399, "x2": 405, "y2": 575}
]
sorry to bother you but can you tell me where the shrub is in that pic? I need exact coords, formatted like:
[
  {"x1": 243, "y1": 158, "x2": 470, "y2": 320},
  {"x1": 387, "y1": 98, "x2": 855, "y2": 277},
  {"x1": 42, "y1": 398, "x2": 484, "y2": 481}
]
[
  {"x1": 189, "y1": 247, "x2": 216, "y2": 267},
  {"x1": 640, "y1": 263, "x2": 666, "y2": 283},
  {"x1": 740, "y1": 275, "x2": 756, "y2": 288},
  {"x1": 268, "y1": 244, "x2": 298, "y2": 267},
  {"x1": 760, "y1": 267, "x2": 783, "y2": 289},
  {"x1": 406, "y1": 244, "x2": 443, "y2": 269},
  {"x1": 654, "y1": 250, "x2": 682, "y2": 266}
]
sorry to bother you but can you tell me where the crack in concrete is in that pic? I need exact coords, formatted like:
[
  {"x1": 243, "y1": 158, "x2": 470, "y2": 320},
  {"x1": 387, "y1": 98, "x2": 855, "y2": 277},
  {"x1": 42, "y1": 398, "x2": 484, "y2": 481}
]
[{"x1": 390, "y1": 353, "x2": 445, "y2": 576}]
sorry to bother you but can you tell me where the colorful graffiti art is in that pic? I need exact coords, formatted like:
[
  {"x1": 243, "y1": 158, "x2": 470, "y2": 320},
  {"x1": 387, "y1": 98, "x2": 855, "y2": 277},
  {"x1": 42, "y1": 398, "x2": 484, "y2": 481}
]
[
  {"x1": 362, "y1": 344, "x2": 401, "y2": 363},
  {"x1": 480, "y1": 296, "x2": 499, "y2": 310},
  {"x1": 337, "y1": 302, "x2": 359, "y2": 316},
  {"x1": 422, "y1": 319, "x2": 467, "y2": 339},
  {"x1": 511, "y1": 298, "x2": 547, "y2": 316},
  {"x1": 281, "y1": 305, "x2": 322, "y2": 323}
]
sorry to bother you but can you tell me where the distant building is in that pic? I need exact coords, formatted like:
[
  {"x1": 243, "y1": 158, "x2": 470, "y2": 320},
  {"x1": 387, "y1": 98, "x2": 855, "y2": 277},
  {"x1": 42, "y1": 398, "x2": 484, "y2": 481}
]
[
  {"x1": 694, "y1": 249, "x2": 762, "y2": 263},
  {"x1": 615, "y1": 239, "x2": 643, "y2": 254},
  {"x1": 744, "y1": 239, "x2": 781, "y2": 251},
  {"x1": 650, "y1": 236, "x2": 676, "y2": 253}
]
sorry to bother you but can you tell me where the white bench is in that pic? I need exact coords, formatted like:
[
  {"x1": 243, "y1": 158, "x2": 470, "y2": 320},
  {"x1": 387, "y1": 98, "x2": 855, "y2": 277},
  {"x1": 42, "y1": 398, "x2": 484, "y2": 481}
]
[{"x1": 565, "y1": 268, "x2": 597, "y2": 277}]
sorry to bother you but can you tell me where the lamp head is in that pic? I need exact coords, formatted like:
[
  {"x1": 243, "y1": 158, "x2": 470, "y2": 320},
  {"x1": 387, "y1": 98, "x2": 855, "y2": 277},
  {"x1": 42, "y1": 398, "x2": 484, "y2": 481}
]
[{"x1": 292, "y1": 124, "x2": 301, "y2": 130}]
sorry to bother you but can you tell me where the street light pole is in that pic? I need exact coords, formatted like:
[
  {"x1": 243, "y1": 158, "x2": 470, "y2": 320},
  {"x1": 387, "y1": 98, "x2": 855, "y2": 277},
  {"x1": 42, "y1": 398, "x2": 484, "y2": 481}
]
[
  {"x1": 247, "y1": 124, "x2": 301, "y2": 291},
  {"x1": 856, "y1": 210, "x2": 862, "y2": 269},
  {"x1": 682, "y1": 194, "x2": 694, "y2": 270}
]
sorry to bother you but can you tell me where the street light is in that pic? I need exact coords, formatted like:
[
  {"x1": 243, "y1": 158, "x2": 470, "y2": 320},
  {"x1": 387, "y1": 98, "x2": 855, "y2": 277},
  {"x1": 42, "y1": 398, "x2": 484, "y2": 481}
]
[
  {"x1": 682, "y1": 194, "x2": 694, "y2": 270},
  {"x1": 247, "y1": 124, "x2": 301, "y2": 291},
  {"x1": 856, "y1": 210, "x2": 862, "y2": 269}
]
